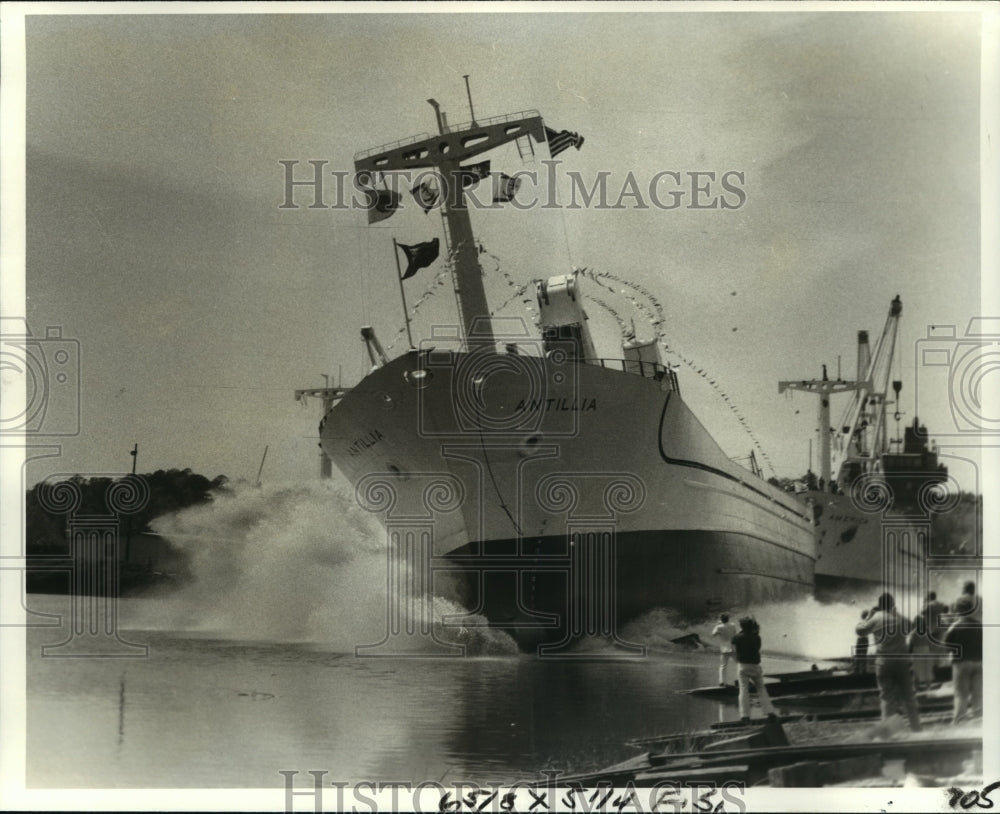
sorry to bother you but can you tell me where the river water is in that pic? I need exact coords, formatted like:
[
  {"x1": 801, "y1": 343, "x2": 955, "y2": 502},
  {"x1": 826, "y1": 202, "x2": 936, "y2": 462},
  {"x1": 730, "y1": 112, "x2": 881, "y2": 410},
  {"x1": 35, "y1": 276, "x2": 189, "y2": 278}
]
[
  {"x1": 27, "y1": 594, "x2": 830, "y2": 790},
  {"x1": 24, "y1": 481, "x2": 940, "y2": 790}
]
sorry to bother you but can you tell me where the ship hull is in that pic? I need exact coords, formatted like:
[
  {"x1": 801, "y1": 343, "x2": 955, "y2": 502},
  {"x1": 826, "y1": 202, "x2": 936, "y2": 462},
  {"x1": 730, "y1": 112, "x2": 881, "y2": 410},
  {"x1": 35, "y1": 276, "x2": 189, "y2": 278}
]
[
  {"x1": 446, "y1": 529, "x2": 814, "y2": 649},
  {"x1": 806, "y1": 489, "x2": 928, "y2": 600},
  {"x1": 321, "y1": 350, "x2": 816, "y2": 648}
]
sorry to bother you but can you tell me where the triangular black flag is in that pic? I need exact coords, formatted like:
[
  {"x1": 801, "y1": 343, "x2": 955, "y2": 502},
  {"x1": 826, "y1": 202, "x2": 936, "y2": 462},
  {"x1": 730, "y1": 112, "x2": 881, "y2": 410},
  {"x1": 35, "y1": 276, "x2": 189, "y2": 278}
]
[{"x1": 398, "y1": 238, "x2": 440, "y2": 280}]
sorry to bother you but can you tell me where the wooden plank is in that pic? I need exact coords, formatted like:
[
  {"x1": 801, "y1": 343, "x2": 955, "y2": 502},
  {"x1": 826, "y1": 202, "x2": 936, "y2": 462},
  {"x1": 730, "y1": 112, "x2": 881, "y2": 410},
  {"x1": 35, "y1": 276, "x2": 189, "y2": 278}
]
[
  {"x1": 772, "y1": 688, "x2": 952, "y2": 710},
  {"x1": 635, "y1": 765, "x2": 750, "y2": 783},
  {"x1": 575, "y1": 736, "x2": 981, "y2": 788},
  {"x1": 766, "y1": 668, "x2": 837, "y2": 682},
  {"x1": 647, "y1": 736, "x2": 982, "y2": 772},
  {"x1": 630, "y1": 707, "x2": 956, "y2": 751},
  {"x1": 681, "y1": 672, "x2": 880, "y2": 701}
]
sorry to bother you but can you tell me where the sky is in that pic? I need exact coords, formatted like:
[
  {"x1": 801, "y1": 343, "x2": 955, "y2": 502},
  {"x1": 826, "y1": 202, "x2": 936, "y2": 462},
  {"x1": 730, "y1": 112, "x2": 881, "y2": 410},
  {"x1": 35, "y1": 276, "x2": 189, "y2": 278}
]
[{"x1": 4, "y1": 6, "x2": 995, "y2": 491}]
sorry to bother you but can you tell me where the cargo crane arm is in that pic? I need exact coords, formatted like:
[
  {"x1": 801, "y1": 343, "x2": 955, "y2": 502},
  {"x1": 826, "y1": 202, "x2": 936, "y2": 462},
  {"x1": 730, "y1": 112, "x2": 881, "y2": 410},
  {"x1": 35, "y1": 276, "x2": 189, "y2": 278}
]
[{"x1": 829, "y1": 296, "x2": 902, "y2": 487}]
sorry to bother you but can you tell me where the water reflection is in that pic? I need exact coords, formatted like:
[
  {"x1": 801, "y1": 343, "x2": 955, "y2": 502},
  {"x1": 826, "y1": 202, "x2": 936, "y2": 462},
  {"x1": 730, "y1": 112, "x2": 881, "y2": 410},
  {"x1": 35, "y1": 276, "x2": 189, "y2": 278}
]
[{"x1": 26, "y1": 595, "x2": 813, "y2": 788}]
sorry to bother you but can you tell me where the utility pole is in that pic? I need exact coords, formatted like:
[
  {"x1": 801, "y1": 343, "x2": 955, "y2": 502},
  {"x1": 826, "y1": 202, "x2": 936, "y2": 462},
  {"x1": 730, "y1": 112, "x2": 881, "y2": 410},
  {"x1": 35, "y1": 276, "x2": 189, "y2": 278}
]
[
  {"x1": 255, "y1": 445, "x2": 269, "y2": 488},
  {"x1": 125, "y1": 443, "x2": 138, "y2": 564}
]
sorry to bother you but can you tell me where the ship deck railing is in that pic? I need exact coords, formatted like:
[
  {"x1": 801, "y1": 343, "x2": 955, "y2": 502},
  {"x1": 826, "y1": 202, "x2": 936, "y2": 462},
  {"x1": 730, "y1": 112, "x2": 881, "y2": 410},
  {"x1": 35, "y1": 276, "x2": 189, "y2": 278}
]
[
  {"x1": 355, "y1": 132, "x2": 431, "y2": 162},
  {"x1": 354, "y1": 109, "x2": 542, "y2": 161},
  {"x1": 582, "y1": 357, "x2": 680, "y2": 391},
  {"x1": 440, "y1": 109, "x2": 542, "y2": 136}
]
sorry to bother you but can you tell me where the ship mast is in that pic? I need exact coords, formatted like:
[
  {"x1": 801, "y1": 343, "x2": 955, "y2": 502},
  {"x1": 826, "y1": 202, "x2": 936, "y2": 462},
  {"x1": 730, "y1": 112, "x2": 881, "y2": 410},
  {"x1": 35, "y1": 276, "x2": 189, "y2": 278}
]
[
  {"x1": 779, "y1": 364, "x2": 869, "y2": 489},
  {"x1": 354, "y1": 93, "x2": 547, "y2": 352},
  {"x1": 779, "y1": 296, "x2": 903, "y2": 490}
]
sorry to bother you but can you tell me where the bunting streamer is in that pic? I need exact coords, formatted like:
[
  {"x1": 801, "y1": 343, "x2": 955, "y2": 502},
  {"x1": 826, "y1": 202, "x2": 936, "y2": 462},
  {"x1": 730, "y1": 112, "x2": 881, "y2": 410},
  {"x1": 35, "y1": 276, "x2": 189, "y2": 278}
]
[
  {"x1": 587, "y1": 296, "x2": 630, "y2": 336},
  {"x1": 481, "y1": 246, "x2": 540, "y2": 324},
  {"x1": 490, "y1": 283, "x2": 534, "y2": 320},
  {"x1": 384, "y1": 266, "x2": 452, "y2": 353},
  {"x1": 581, "y1": 266, "x2": 775, "y2": 475},
  {"x1": 378, "y1": 240, "x2": 776, "y2": 474}
]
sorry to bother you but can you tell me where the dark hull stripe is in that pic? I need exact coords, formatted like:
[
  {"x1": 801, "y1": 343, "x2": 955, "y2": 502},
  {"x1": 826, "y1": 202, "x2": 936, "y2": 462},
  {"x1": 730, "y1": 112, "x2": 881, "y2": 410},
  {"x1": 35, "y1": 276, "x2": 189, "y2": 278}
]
[{"x1": 657, "y1": 392, "x2": 805, "y2": 521}]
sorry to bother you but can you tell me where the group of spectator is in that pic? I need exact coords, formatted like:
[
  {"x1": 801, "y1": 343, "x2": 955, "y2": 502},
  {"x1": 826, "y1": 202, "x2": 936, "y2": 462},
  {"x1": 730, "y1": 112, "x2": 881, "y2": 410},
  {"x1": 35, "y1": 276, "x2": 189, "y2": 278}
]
[
  {"x1": 710, "y1": 581, "x2": 982, "y2": 729},
  {"x1": 854, "y1": 581, "x2": 981, "y2": 729}
]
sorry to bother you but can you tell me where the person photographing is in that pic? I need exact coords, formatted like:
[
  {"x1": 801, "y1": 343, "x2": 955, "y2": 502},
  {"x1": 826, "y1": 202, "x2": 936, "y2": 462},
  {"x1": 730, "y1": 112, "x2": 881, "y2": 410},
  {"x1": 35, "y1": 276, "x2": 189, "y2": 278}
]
[
  {"x1": 855, "y1": 592, "x2": 921, "y2": 732},
  {"x1": 731, "y1": 616, "x2": 778, "y2": 724}
]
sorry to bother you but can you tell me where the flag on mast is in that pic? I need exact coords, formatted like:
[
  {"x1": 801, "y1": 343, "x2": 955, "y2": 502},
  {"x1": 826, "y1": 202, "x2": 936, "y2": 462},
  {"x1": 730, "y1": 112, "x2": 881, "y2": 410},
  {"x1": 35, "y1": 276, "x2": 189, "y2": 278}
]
[
  {"x1": 410, "y1": 178, "x2": 441, "y2": 213},
  {"x1": 397, "y1": 238, "x2": 440, "y2": 280},
  {"x1": 492, "y1": 173, "x2": 521, "y2": 204},
  {"x1": 364, "y1": 188, "x2": 401, "y2": 224},
  {"x1": 544, "y1": 126, "x2": 585, "y2": 157},
  {"x1": 456, "y1": 160, "x2": 491, "y2": 189}
]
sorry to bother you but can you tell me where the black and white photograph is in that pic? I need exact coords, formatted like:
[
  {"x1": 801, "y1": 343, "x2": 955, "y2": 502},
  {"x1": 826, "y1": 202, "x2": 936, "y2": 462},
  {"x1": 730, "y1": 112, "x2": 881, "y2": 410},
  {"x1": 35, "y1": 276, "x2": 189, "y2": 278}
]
[{"x1": 1, "y1": 3, "x2": 996, "y2": 811}]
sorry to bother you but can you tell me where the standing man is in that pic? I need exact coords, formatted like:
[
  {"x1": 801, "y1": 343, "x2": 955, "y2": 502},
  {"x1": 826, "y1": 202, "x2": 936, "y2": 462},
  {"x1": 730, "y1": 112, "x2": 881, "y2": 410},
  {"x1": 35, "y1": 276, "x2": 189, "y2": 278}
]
[
  {"x1": 854, "y1": 610, "x2": 871, "y2": 675},
  {"x1": 910, "y1": 591, "x2": 949, "y2": 688},
  {"x1": 953, "y1": 580, "x2": 977, "y2": 613},
  {"x1": 943, "y1": 595, "x2": 983, "y2": 724},
  {"x1": 855, "y1": 593, "x2": 922, "y2": 732},
  {"x1": 731, "y1": 616, "x2": 778, "y2": 724},
  {"x1": 712, "y1": 613, "x2": 738, "y2": 686}
]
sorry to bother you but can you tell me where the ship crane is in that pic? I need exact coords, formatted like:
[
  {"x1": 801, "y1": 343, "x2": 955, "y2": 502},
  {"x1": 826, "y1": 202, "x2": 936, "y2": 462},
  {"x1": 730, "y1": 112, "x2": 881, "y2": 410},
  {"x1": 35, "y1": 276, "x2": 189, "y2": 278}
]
[
  {"x1": 295, "y1": 374, "x2": 351, "y2": 479},
  {"x1": 778, "y1": 295, "x2": 902, "y2": 492}
]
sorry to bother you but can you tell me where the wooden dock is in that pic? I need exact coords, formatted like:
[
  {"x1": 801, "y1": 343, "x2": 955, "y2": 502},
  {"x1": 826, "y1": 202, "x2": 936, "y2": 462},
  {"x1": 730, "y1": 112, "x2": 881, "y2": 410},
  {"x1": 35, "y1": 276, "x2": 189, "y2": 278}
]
[
  {"x1": 566, "y1": 725, "x2": 981, "y2": 787},
  {"x1": 600, "y1": 670, "x2": 982, "y2": 788}
]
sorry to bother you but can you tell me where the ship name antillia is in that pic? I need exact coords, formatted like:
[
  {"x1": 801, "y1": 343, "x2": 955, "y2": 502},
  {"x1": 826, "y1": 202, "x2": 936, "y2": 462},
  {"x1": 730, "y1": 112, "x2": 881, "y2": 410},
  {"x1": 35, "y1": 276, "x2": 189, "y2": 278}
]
[
  {"x1": 348, "y1": 429, "x2": 385, "y2": 457},
  {"x1": 826, "y1": 513, "x2": 870, "y2": 525},
  {"x1": 515, "y1": 398, "x2": 597, "y2": 412}
]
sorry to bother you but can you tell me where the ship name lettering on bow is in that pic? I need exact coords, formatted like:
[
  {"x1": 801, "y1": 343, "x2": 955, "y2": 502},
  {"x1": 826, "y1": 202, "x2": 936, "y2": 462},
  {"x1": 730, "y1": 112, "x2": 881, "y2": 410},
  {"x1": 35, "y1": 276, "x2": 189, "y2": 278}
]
[
  {"x1": 348, "y1": 429, "x2": 385, "y2": 456},
  {"x1": 515, "y1": 398, "x2": 597, "y2": 412},
  {"x1": 827, "y1": 513, "x2": 870, "y2": 524}
]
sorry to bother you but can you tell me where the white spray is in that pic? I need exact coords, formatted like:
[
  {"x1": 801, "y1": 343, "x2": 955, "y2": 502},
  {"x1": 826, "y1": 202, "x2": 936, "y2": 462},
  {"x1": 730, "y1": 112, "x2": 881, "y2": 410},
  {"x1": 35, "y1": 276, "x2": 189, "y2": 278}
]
[{"x1": 139, "y1": 478, "x2": 517, "y2": 654}]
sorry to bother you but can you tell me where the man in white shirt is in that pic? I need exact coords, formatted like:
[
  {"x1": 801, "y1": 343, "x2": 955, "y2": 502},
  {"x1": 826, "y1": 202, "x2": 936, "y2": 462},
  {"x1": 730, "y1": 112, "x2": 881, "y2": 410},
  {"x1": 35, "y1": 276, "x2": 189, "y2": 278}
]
[{"x1": 711, "y1": 613, "x2": 738, "y2": 686}]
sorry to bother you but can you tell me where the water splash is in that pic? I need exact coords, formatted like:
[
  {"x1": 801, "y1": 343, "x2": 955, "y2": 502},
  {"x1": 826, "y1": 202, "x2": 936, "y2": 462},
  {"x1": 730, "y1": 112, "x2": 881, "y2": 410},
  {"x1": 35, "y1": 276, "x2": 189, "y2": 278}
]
[
  {"x1": 135, "y1": 478, "x2": 517, "y2": 654},
  {"x1": 622, "y1": 596, "x2": 883, "y2": 663},
  {"x1": 134, "y1": 476, "x2": 974, "y2": 660}
]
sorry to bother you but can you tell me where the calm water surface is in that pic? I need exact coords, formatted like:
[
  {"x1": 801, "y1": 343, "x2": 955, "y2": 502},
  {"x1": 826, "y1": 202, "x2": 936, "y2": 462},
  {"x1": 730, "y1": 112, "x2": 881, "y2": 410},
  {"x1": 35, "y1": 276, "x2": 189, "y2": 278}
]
[{"x1": 26, "y1": 593, "x2": 820, "y2": 789}]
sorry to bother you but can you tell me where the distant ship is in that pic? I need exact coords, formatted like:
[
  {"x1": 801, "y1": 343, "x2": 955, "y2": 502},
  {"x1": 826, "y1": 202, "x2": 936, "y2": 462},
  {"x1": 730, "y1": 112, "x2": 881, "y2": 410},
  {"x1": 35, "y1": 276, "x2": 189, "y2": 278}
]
[
  {"x1": 299, "y1": 91, "x2": 816, "y2": 648},
  {"x1": 779, "y1": 296, "x2": 948, "y2": 597}
]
